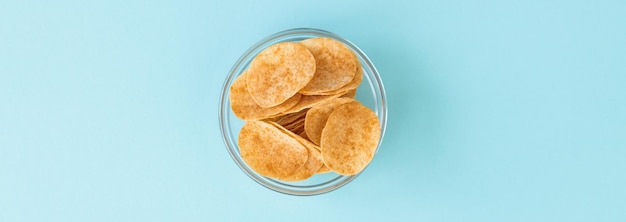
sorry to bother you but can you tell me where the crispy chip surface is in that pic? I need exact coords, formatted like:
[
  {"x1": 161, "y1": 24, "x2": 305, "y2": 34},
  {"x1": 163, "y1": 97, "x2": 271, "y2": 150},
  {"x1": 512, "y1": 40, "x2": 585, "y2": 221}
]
[
  {"x1": 230, "y1": 71, "x2": 301, "y2": 120},
  {"x1": 267, "y1": 121, "x2": 320, "y2": 152},
  {"x1": 304, "y1": 97, "x2": 356, "y2": 146},
  {"x1": 340, "y1": 89, "x2": 357, "y2": 98},
  {"x1": 267, "y1": 121, "x2": 324, "y2": 181},
  {"x1": 246, "y1": 42, "x2": 315, "y2": 107},
  {"x1": 299, "y1": 38, "x2": 357, "y2": 94},
  {"x1": 238, "y1": 121, "x2": 308, "y2": 179},
  {"x1": 302, "y1": 62, "x2": 363, "y2": 96},
  {"x1": 320, "y1": 101, "x2": 380, "y2": 175},
  {"x1": 298, "y1": 130, "x2": 310, "y2": 140},
  {"x1": 282, "y1": 146, "x2": 324, "y2": 181},
  {"x1": 316, "y1": 164, "x2": 332, "y2": 174},
  {"x1": 280, "y1": 93, "x2": 342, "y2": 115}
]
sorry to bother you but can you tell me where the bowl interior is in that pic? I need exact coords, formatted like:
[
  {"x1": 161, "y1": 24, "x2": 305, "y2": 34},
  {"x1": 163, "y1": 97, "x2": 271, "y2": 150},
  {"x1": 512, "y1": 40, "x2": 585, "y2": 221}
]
[{"x1": 219, "y1": 28, "x2": 387, "y2": 195}]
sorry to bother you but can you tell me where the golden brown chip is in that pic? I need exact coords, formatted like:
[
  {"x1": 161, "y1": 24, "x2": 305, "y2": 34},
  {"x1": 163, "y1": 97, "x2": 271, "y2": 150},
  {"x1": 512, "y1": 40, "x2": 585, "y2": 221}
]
[
  {"x1": 297, "y1": 130, "x2": 310, "y2": 141},
  {"x1": 275, "y1": 109, "x2": 308, "y2": 126},
  {"x1": 246, "y1": 42, "x2": 316, "y2": 107},
  {"x1": 304, "y1": 97, "x2": 356, "y2": 146},
  {"x1": 316, "y1": 164, "x2": 332, "y2": 174},
  {"x1": 299, "y1": 38, "x2": 357, "y2": 94},
  {"x1": 280, "y1": 93, "x2": 342, "y2": 115},
  {"x1": 282, "y1": 146, "x2": 324, "y2": 182},
  {"x1": 287, "y1": 120, "x2": 305, "y2": 135},
  {"x1": 302, "y1": 63, "x2": 363, "y2": 96},
  {"x1": 238, "y1": 121, "x2": 308, "y2": 180},
  {"x1": 267, "y1": 121, "x2": 320, "y2": 152},
  {"x1": 230, "y1": 71, "x2": 301, "y2": 120},
  {"x1": 320, "y1": 101, "x2": 380, "y2": 175},
  {"x1": 273, "y1": 109, "x2": 307, "y2": 136},
  {"x1": 280, "y1": 117, "x2": 304, "y2": 130},
  {"x1": 262, "y1": 121, "x2": 323, "y2": 181},
  {"x1": 340, "y1": 89, "x2": 357, "y2": 98}
]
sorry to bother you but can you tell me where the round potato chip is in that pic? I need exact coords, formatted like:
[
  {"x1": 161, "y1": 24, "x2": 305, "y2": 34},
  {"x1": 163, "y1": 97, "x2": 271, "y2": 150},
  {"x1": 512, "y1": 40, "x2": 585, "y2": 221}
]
[
  {"x1": 266, "y1": 121, "x2": 324, "y2": 181},
  {"x1": 299, "y1": 38, "x2": 357, "y2": 94},
  {"x1": 282, "y1": 146, "x2": 324, "y2": 182},
  {"x1": 246, "y1": 42, "x2": 316, "y2": 108},
  {"x1": 281, "y1": 93, "x2": 342, "y2": 115},
  {"x1": 304, "y1": 97, "x2": 356, "y2": 146},
  {"x1": 301, "y1": 62, "x2": 363, "y2": 96},
  {"x1": 267, "y1": 121, "x2": 320, "y2": 152},
  {"x1": 238, "y1": 121, "x2": 308, "y2": 180},
  {"x1": 320, "y1": 101, "x2": 380, "y2": 176},
  {"x1": 316, "y1": 164, "x2": 332, "y2": 174},
  {"x1": 230, "y1": 71, "x2": 301, "y2": 120},
  {"x1": 340, "y1": 89, "x2": 357, "y2": 98}
]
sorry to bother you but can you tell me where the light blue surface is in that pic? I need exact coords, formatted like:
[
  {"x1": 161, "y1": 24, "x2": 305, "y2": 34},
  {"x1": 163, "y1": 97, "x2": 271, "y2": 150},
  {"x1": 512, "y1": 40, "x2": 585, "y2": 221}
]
[{"x1": 1, "y1": 0, "x2": 625, "y2": 221}]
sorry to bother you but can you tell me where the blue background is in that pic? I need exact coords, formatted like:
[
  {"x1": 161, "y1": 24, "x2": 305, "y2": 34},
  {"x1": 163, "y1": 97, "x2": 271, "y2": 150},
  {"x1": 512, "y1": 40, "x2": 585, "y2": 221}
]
[{"x1": 1, "y1": 0, "x2": 625, "y2": 221}]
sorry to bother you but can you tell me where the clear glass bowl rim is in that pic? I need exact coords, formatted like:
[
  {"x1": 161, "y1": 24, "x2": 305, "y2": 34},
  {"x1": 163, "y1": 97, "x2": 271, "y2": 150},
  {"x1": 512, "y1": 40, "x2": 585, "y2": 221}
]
[{"x1": 219, "y1": 28, "x2": 387, "y2": 196}]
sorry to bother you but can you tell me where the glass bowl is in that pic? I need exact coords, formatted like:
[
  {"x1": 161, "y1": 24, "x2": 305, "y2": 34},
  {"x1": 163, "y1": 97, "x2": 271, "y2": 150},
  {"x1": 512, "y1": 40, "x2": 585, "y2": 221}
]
[{"x1": 219, "y1": 28, "x2": 387, "y2": 196}]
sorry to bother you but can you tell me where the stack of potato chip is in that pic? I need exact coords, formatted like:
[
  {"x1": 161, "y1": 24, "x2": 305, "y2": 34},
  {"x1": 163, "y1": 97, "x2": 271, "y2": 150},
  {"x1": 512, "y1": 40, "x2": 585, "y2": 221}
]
[{"x1": 230, "y1": 38, "x2": 381, "y2": 181}]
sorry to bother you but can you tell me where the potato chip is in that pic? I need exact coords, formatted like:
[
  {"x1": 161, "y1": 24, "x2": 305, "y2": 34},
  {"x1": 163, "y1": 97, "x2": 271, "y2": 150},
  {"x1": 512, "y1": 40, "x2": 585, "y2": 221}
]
[
  {"x1": 299, "y1": 38, "x2": 357, "y2": 94},
  {"x1": 304, "y1": 97, "x2": 356, "y2": 146},
  {"x1": 260, "y1": 121, "x2": 323, "y2": 181},
  {"x1": 279, "y1": 117, "x2": 303, "y2": 129},
  {"x1": 273, "y1": 109, "x2": 307, "y2": 136},
  {"x1": 230, "y1": 71, "x2": 301, "y2": 120},
  {"x1": 301, "y1": 63, "x2": 362, "y2": 96},
  {"x1": 287, "y1": 120, "x2": 305, "y2": 135},
  {"x1": 267, "y1": 121, "x2": 320, "y2": 152},
  {"x1": 316, "y1": 164, "x2": 332, "y2": 174},
  {"x1": 280, "y1": 93, "x2": 342, "y2": 115},
  {"x1": 340, "y1": 89, "x2": 357, "y2": 98},
  {"x1": 275, "y1": 109, "x2": 308, "y2": 126},
  {"x1": 297, "y1": 130, "x2": 310, "y2": 141},
  {"x1": 282, "y1": 146, "x2": 324, "y2": 181},
  {"x1": 320, "y1": 101, "x2": 380, "y2": 175},
  {"x1": 238, "y1": 121, "x2": 308, "y2": 180},
  {"x1": 246, "y1": 42, "x2": 316, "y2": 107}
]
